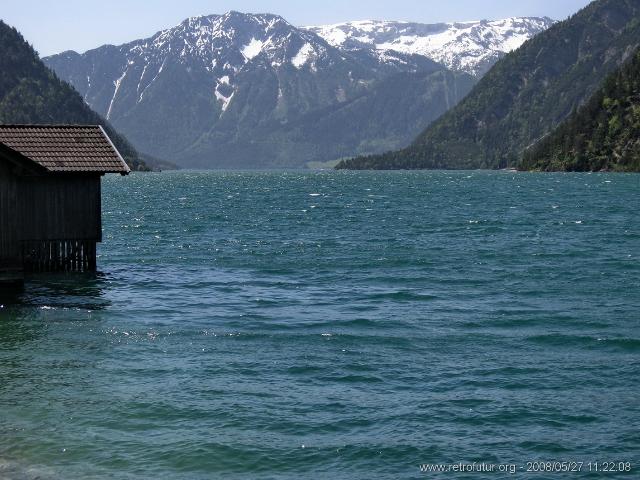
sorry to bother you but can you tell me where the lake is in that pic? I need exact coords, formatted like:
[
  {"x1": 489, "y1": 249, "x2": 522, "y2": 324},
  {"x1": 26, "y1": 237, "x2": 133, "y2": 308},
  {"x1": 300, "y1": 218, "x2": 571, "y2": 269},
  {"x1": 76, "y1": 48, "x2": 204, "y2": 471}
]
[{"x1": 1, "y1": 171, "x2": 638, "y2": 479}]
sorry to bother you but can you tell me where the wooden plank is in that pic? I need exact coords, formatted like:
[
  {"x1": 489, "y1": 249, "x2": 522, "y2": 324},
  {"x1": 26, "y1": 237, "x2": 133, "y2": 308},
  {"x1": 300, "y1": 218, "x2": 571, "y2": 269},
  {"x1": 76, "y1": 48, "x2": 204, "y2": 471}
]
[{"x1": 19, "y1": 175, "x2": 101, "y2": 241}]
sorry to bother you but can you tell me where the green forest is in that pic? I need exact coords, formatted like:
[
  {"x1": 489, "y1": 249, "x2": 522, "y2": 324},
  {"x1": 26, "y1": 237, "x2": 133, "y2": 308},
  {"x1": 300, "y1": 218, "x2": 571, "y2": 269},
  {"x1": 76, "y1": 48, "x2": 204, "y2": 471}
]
[{"x1": 522, "y1": 48, "x2": 640, "y2": 171}]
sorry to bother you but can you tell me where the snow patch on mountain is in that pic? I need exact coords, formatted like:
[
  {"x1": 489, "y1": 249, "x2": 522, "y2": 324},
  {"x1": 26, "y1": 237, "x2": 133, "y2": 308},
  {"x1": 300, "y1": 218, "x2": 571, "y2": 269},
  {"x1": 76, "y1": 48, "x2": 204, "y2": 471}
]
[
  {"x1": 215, "y1": 88, "x2": 234, "y2": 112},
  {"x1": 292, "y1": 43, "x2": 314, "y2": 68},
  {"x1": 242, "y1": 38, "x2": 264, "y2": 61},
  {"x1": 107, "y1": 70, "x2": 127, "y2": 119}
]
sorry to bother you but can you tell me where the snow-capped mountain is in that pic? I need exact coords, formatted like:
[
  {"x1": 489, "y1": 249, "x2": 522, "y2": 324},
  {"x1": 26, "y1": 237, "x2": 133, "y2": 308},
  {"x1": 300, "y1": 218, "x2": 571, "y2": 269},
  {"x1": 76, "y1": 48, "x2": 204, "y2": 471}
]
[
  {"x1": 306, "y1": 17, "x2": 555, "y2": 76},
  {"x1": 50, "y1": 12, "x2": 356, "y2": 121},
  {"x1": 43, "y1": 12, "x2": 551, "y2": 168}
]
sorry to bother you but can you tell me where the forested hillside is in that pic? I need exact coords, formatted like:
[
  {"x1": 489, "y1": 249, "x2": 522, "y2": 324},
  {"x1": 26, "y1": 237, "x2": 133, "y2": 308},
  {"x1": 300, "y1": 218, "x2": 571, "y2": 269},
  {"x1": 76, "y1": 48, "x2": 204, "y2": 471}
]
[
  {"x1": 522, "y1": 48, "x2": 640, "y2": 171},
  {"x1": 337, "y1": 0, "x2": 640, "y2": 170},
  {"x1": 0, "y1": 21, "x2": 149, "y2": 171}
]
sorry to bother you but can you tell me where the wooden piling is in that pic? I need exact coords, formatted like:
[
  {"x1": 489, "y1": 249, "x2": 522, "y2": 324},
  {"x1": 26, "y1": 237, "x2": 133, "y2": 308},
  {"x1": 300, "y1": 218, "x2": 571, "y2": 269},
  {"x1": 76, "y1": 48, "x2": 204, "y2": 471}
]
[{"x1": 22, "y1": 239, "x2": 98, "y2": 273}]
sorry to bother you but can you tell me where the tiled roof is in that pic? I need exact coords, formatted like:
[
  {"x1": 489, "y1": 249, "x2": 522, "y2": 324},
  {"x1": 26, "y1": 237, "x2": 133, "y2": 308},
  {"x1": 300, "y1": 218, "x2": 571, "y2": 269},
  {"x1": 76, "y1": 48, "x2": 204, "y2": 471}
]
[{"x1": 0, "y1": 125, "x2": 130, "y2": 174}]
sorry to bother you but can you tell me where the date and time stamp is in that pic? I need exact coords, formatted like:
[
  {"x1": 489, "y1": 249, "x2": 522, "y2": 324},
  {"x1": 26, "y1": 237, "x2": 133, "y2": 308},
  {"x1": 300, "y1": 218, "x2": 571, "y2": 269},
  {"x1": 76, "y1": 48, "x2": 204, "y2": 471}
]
[
  {"x1": 419, "y1": 461, "x2": 634, "y2": 474},
  {"x1": 525, "y1": 461, "x2": 633, "y2": 473}
]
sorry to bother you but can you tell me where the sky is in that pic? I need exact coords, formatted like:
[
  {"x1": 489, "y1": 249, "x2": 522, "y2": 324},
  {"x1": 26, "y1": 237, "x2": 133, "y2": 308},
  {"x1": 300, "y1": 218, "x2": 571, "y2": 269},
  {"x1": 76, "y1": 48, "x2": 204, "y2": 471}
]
[{"x1": 3, "y1": 0, "x2": 593, "y2": 57}]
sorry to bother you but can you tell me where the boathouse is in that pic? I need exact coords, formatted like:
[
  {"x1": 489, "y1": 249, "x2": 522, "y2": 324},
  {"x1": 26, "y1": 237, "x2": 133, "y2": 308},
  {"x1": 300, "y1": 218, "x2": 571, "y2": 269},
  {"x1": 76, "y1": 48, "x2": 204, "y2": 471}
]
[{"x1": 0, "y1": 125, "x2": 129, "y2": 284}]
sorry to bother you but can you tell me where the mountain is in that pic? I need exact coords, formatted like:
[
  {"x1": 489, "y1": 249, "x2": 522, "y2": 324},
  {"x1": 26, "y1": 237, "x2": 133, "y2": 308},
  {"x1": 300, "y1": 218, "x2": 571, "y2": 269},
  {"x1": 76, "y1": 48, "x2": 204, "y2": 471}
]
[
  {"x1": 337, "y1": 0, "x2": 640, "y2": 170},
  {"x1": 306, "y1": 17, "x2": 554, "y2": 77},
  {"x1": 44, "y1": 12, "x2": 467, "y2": 168},
  {"x1": 521, "y1": 47, "x2": 640, "y2": 172},
  {"x1": 0, "y1": 20, "x2": 149, "y2": 171},
  {"x1": 43, "y1": 12, "x2": 549, "y2": 169}
]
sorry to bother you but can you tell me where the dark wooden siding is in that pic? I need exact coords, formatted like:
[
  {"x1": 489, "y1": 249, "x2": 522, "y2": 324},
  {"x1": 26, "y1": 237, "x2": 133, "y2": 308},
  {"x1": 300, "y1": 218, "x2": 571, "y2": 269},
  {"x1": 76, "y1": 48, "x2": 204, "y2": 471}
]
[
  {"x1": 19, "y1": 175, "x2": 101, "y2": 242},
  {"x1": 1, "y1": 152, "x2": 102, "y2": 272},
  {"x1": 0, "y1": 159, "x2": 21, "y2": 267}
]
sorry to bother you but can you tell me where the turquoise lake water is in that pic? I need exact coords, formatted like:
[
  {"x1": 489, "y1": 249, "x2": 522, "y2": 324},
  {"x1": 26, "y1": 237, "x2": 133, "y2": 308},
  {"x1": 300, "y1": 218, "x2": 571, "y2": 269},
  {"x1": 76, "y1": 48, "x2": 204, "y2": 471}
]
[{"x1": 0, "y1": 171, "x2": 638, "y2": 479}]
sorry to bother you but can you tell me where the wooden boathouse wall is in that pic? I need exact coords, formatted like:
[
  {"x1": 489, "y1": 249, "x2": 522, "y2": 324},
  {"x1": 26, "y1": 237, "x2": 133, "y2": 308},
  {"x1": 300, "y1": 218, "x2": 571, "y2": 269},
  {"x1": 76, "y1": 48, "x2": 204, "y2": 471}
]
[
  {"x1": 0, "y1": 160, "x2": 102, "y2": 272},
  {"x1": 19, "y1": 175, "x2": 102, "y2": 272}
]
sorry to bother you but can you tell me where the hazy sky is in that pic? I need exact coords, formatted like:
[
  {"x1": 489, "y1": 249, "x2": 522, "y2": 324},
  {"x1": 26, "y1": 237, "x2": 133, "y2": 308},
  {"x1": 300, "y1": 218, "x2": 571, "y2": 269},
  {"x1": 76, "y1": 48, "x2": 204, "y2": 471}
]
[{"x1": 3, "y1": 0, "x2": 593, "y2": 57}]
